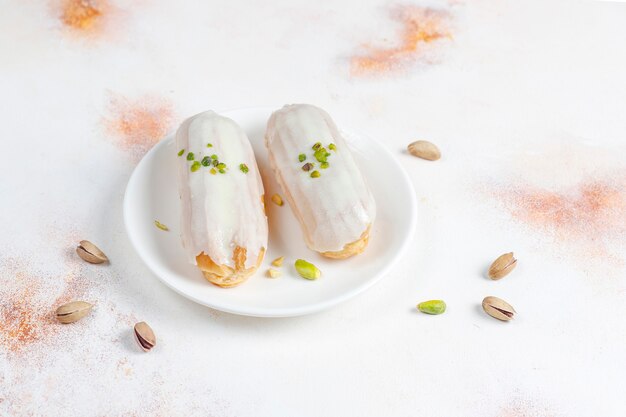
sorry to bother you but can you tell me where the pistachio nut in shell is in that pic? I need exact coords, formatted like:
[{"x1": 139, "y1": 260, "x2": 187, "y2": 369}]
[
  {"x1": 134, "y1": 321, "x2": 156, "y2": 352},
  {"x1": 482, "y1": 296, "x2": 516, "y2": 321},
  {"x1": 488, "y1": 252, "x2": 517, "y2": 280},
  {"x1": 407, "y1": 140, "x2": 441, "y2": 161},
  {"x1": 76, "y1": 240, "x2": 108, "y2": 264},
  {"x1": 55, "y1": 301, "x2": 94, "y2": 324}
]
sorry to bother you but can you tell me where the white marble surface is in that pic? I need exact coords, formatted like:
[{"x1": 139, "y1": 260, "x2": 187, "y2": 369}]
[{"x1": 1, "y1": 1, "x2": 626, "y2": 416}]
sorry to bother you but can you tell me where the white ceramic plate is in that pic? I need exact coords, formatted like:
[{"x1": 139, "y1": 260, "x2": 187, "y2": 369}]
[{"x1": 123, "y1": 107, "x2": 417, "y2": 317}]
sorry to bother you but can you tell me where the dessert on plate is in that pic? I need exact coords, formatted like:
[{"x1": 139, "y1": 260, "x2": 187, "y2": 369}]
[
  {"x1": 265, "y1": 104, "x2": 376, "y2": 259},
  {"x1": 175, "y1": 111, "x2": 267, "y2": 287}
]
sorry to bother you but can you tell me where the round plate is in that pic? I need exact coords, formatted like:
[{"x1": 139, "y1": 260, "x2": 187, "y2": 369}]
[{"x1": 123, "y1": 107, "x2": 417, "y2": 317}]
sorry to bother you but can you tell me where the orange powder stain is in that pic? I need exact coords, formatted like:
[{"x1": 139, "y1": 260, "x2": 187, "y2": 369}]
[
  {"x1": 104, "y1": 94, "x2": 175, "y2": 159},
  {"x1": 493, "y1": 178, "x2": 626, "y2": 263},
  {"x1": 0, "y1": 257, "x2": 90, "y2": 354},
  {"x1": 350, "y1": 6, "x2": 452, "y2": 76},
  {"x1": 56, "y1": 0, "x2": 114, "y2": 35}
]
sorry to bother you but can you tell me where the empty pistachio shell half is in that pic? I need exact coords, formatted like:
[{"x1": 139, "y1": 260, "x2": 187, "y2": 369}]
[
  {"x1": 488, "y1": 252, "x2": 517, "y2": 280},
  {"x1": 294, "y1": 259, "x2": 321, "y2": 280},
  {"x1": 76, "y1": 240, "x2": 108, "y2": 264},
  {"x1": 407, "y1": 140, "x2": 441, "y2": 161},
  {"x1": 55, "y1": 301, "x2": 94, "y2": 324},
  {"x1": 482, "y1": 296, "x2": 516, "y2": 321},
  {"x1": 134, "y1": 322, "x2": 156, "y2": 352}
]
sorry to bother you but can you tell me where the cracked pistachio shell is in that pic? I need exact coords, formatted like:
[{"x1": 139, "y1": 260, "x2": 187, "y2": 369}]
[
  {"x1": 55, "y1": 301, "x2": 94, "y2": 324},
  {"x1": 134, "y1": 321, "x2": 156, "y2": 352},
  {"x1": 76, "y1": 240, "x2": 108, "y2": 264},
  {"x1": 482, "y1": 296, "x2": 516, "y2": 321},
  {"x1": 488, "y1": 252, "x2": 517, "y2": 280},
  {"x1": 407, "y1": 140, "x2": 441, "y2": 161}
]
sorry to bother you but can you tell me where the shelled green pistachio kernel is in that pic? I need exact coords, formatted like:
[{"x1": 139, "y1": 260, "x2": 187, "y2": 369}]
[
  {"x1": 417, "y1": 300, "x2": 446, "y2": 315},
  {"x1": 320, "y1": 161, "x2": 329, "y2": 169},
  {"x1": 310, "y1": 170, "x2": 321, "y2": 178},
  {"x1": 212, "y1": 159, "x2": 219, "y2": 167},
  {"x1": 328, "y1": 143, "x2": 336, "y2": 151},
  {"x1": 191, "y1": 161, "x2": 201, "y2": 172},
  {"x1": 154, "y1": 220, "x2": 169, "y2": 231},
  {"x1": 239, "y1": 163, "x2": 249, "y2": 173},
  {"x1": 210, "y1": 168, "x2": 217, "y2": 175},
  {"x1": 210, "y1": 154, "x2": 218, "y2": 160},
  {"x1": 216, "y1": 163, "x2": 226, "y2": 171},
  {"x1": 206, "y1": 143, "x2": 213, "y2": 148},
  {"x1": 302, "y1": 162, "x2": 314, "y2": 171},
  {"x1": 201, "y1": 156, "x2": 211, "y2": 167},
  {"x1": 295, "y1": 259, "x2": 321, "y2": 280},
  {"x1": 186, "y1": 152, "x2": 195, "y2": 161},
  {"x1": 312, "y1": 142, "x2": 322, "y2": 150},
  {"x1": 298, "y1": 153, "x2": 306, "y2": 162},
  {"x1": 177, "y1": 149, "x2": 185, "y2": 156}
]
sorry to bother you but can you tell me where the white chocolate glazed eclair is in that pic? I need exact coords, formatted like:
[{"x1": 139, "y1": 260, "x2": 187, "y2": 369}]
[
  {"x1": 265, "y1": 104, "x2": 376, "y2": 258},
  {"x1": 176, "y1": 111, "x2": 267, "y2": 287}
]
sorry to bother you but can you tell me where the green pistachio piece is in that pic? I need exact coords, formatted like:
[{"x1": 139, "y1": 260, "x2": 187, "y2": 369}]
[
  {"x1": 320, "y1": 161, "x2": 329, "y2": 169},
  {"x1": 295, "y1": 259, "x2": 321, "y2": 280},
  {"x1": 314, "y1": 148, "x2": 328, "y2": 163},
  {"x1": 417, "y1": 300, "x2": 446, "y2": 315},
  {"x1": 298, "y1": 153, "x2": 306, "y2": 162},
  {"x1": 310, "y1": 170, "x2": 321, "y2": 178},
  {"x1": 239, "y1": 163, "x2": 249, "y2": 173},
  {"x1": 177, "y1": 149, "x2": 185, "y2": 156},
  {"x1": 328, "y1": 143, "x2": 336, "y2": 151},
  {"x1": 201, "y1": 156, "x2": 211, "y2": 167},
  {"x1": 207, "y1": 143, "x2": 213, "y2": 147},
  {"x1": 186, "y1": 152, "x2": 195, "y2": 161}
]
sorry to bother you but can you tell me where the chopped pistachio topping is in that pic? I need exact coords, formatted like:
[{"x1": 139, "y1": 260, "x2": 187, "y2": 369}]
[
  {"x1": 320, "y1": 161, "x2": 329, "y2": 169},
  {"x1": 210, "y1": 168, "x2": 217, "y2": 175},
  {"x1": 302, "y1": 162, "x2": 314, "y2": 172},
  {"x1": 271, "y1": 194, "x2": 283, "y2": 206},
  {"x1": 298, "y1": 153, "x2": 306, "y2": 162},
  {"x1": 211, "y1": 154, "x2": 218, "y2": 160},
  {"x1": 216, "y1": 163, "x2": 226, "y2": 170},
  {"x1": 190, "y1": 161, "x2": 201, "y2": 172},
  {"x1": 218, "y1": 168, "x2": 226, "y2": 174},
  {"x1": 154, "y1": 220, "x2": 169, "y2": 231},
  {"x1": 212, "y1": 159, "x2": 219, "y2": 167},
  {"x1": 186, "y1": 152, "x2": 195, "y2": 161},
  {"x1": 310, "y1": 170, "x2": 321, "y2": 178},
  {"x1": 312, "y1": 142, "x2": 322, "y2": 151},
  {"x1": 239, "y1": 163, "x2": 249, "y2": 173},
  {"x1": 271, "y1": 256, "x2": 285, "y2": 267},
  {"x1": 314, "y1": 148, "x2": 328, "y2": 163},
  {"x1": 177, "y1": 149, "x2": 185, "y2": 156},
  {"x1": 201, "y1": 156, "x2": 211, "y2": 167},
  {"x1": 328, "y1": 143, "x2": 337, "y2": 151},
  {"x1": 207, "y1": 143, "x2": 213, "y2": 148},
  {"x1": 295, "y1": 259, "x2": 321, "y2": 280}
]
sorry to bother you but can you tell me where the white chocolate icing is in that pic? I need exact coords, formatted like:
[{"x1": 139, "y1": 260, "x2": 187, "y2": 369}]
[
  {"x1": 265, "y1": 104, "x2": 376, "y2": 253},
  {"x1": 176, "y1": 111, "x2": 267, "y2": 269}
]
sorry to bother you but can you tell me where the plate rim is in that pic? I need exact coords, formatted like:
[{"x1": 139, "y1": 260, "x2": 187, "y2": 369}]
[{"x1": 123, "y1": 106, "x2": 418, "y2": 317}]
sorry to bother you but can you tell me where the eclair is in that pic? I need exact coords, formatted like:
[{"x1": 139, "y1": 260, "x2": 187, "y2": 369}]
[
  {"x1": 265, "y1": 104, "x2": 376, "y2": 258},
  {"x1": 176, "y1": 111, "x2": 267, "y2": 287}
]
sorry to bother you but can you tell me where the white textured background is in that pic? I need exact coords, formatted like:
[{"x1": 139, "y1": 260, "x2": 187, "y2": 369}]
[{"x1": 1, "y1": 1, "x2": 625, "y2": 416}]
